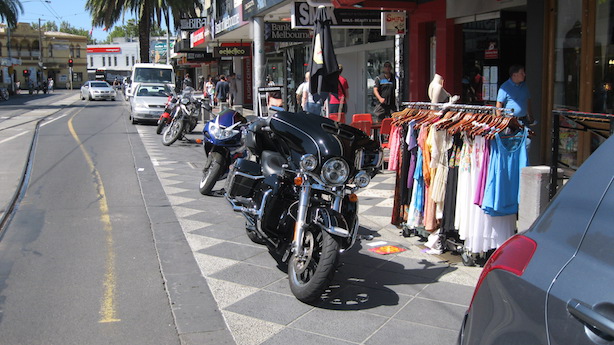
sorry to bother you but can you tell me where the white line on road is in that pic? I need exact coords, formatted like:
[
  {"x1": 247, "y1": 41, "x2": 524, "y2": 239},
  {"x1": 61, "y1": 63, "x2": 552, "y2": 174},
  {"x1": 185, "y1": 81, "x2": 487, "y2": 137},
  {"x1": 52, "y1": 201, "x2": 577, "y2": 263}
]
[
  {"x1": 0, "y1": 130, "x2": 29, "y2": 145},
  {"x1": 41, "y1": 113, "x2": 69, "y2": 127}
]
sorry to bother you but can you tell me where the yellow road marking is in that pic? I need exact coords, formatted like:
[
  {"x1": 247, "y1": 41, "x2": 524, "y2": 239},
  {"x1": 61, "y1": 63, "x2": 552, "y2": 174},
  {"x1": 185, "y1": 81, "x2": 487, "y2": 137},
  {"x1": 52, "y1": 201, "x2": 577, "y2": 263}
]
[{"x1": 68, "y1": 114, "x2": 120, "y2": 323}]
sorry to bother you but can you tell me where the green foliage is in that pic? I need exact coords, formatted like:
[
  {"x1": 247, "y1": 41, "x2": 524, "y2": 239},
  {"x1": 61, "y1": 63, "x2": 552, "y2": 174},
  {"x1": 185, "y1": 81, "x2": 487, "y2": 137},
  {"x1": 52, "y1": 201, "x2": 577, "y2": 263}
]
[
  {"x1": 0, "y1": 0, "x2": 23, "y2": 28},
  {"x1": 103, "y1": 19, "x2": 167, "y2": 44}
]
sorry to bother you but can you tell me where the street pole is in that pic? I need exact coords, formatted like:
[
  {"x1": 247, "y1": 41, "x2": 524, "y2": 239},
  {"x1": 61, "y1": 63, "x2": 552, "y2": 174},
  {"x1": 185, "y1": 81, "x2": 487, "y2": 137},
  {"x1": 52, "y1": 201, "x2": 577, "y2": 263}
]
[
  {"x1": 38, "y1": 18, "x2": 43, "y2": 84},
  {"x1": 7, "y1": 26, "x2": 14, "y2": 93}
]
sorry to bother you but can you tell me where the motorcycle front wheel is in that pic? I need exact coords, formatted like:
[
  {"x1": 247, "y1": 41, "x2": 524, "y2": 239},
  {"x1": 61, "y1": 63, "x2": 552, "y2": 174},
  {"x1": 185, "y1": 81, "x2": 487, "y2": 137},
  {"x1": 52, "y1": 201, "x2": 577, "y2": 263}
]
[
  {"x1": 199, "y1": 151, "x2": 225, "y2": 195},
  {"x1": 288, "y1": 227, "x2": 340, "y2": 302},
  {"x1": 156, "y1": 118, "x2": 167, "y2": 134},
  {"x1": 162, "y1": 119, "x2": 183, "y2": 146}
]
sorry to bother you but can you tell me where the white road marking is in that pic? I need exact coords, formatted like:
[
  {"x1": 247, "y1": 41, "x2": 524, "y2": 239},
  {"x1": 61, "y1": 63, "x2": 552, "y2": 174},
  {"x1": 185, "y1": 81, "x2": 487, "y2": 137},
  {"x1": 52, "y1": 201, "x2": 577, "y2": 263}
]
[{"x1": 0, "y1": 130, "x2": 29, "y2": 144}]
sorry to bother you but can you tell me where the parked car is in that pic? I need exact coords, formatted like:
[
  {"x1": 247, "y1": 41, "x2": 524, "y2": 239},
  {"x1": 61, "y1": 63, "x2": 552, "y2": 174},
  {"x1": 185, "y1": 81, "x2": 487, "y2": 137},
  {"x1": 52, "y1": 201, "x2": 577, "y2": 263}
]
[
  {"x1": 80, "y1": 81, "x2": 116, "y2": 101},
  {"x1": 458, "y1": 135, "x2": 614, "y2": 344},
  {"x1": 129, "y1": 83, "x2": 174, "y2": 124}
]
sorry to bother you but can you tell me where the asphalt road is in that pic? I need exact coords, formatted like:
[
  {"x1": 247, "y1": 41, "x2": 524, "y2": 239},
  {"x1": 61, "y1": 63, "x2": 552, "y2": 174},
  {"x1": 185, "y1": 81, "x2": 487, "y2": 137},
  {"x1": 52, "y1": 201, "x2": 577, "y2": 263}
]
[{"x1": 0, "y1": 97, "x2": 180, "y2": 344}]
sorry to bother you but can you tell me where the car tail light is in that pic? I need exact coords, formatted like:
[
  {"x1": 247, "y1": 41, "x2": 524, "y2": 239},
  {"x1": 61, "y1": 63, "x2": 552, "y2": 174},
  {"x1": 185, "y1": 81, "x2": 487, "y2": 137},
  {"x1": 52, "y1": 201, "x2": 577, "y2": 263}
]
[{"x1": 469, "y1": 235, "x2": 537, "y2": 311}]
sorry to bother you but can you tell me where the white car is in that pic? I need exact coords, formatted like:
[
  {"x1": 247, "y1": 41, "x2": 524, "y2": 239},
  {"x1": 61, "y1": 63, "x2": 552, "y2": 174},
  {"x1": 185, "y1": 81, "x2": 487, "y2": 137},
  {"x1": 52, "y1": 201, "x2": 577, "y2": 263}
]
[
  {"x1": 80, "y1": 81, "x2": 116, "y2": 101},
  {"x1": 129, "y1": 83, "x2": 174, "y2": 124}
]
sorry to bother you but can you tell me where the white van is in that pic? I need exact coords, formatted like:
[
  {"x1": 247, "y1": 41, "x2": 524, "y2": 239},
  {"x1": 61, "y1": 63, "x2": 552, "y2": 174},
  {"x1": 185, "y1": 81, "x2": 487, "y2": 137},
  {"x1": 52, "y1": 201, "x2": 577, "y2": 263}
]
[{"x1": 125, "y1": 63, "x2": 175, "y2": 100}]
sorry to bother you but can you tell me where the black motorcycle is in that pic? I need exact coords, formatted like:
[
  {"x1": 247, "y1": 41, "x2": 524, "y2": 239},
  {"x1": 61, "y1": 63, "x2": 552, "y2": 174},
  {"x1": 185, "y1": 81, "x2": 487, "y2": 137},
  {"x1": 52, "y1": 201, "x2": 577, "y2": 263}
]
[
  {"x1": 161, "y1": 87, "x2": 201, "y2": 146},
  {"x1": 225, "y1": 111, "x2": 382, "y2": 302}
]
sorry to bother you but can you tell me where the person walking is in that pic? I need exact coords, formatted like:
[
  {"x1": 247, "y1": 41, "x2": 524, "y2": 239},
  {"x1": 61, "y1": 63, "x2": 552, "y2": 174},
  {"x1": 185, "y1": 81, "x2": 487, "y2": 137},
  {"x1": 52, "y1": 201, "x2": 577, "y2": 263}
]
[
  {"x1": 228, "y1": 73, "x2": 238, "y2": 108},
  {"x1": 205, "y1": 76, "x2": 215, "y2": 106},
  {"x1": 496, "y1": 64, "x2": 535, "y2": 126},
  {"x1": 373, "y1": 61, "x2": 397, "y2": 121},
  {"x1": 295, "y1": 72, "x2": 309, "y2": 112},
  {"x1": 182, "y1": 73, "x2": 193, "y2": 90},
  {"x1": 47, "y1": 78, "x2": 54, "y2": 93},
  {"x1": 303, "y1": 73, "x2": 323, "y2": 116},
  {"x1": 215, "y1": 75, "x2": 230, "y2": 112},
  {"x1": 328, "y1": 64, "x2": 349, "y2": 115}
]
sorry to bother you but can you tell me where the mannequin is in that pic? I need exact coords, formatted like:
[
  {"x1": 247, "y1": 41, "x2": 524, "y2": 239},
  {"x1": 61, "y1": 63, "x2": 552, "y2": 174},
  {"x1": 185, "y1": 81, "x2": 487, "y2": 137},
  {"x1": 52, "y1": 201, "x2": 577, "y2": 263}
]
[{"x1": 428, "y1": 74, "x2": 458, "y2": 103}]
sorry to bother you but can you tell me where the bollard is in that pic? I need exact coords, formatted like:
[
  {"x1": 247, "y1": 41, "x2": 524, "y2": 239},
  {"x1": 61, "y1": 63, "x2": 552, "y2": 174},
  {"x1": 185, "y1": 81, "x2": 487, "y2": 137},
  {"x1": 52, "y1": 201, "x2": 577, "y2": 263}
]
[{"x1": 518, "y1": 166, "x2": 562, "y2": 232}]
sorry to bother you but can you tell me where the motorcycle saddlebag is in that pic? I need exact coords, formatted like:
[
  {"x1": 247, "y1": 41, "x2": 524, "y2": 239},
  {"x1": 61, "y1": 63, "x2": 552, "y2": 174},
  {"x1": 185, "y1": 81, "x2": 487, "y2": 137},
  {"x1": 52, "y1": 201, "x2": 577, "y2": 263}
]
[{"x1": 226, "y1": 158, "x2": 263, "y2": 198}]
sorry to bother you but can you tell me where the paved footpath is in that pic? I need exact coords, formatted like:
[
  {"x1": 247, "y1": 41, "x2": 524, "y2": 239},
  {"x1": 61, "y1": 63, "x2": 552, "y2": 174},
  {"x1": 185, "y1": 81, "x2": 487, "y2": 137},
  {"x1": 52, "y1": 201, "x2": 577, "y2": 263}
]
[{"x1": 135, "y1": 113, "x2": 481, "y2": 345}]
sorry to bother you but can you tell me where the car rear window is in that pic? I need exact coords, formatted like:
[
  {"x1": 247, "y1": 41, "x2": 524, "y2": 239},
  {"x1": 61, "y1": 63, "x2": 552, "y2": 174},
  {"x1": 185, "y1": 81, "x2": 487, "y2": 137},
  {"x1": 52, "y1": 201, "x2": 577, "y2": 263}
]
[{"x1": 136, "y1": 85, "x2": 171, "y2": 97}]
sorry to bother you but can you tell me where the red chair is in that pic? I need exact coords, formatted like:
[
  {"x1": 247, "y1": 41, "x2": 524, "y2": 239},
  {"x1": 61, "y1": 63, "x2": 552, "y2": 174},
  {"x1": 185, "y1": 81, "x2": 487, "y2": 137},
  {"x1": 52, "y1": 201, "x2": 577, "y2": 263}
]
[
  {"x1": 352, "y1": 113, "x2": 373, "y2": 124},
  {"x1": 350, "y1": 121, "x2": 372, "y2": 135},
  {"x1": 379, "y1": 118, "x2": 393, "y2": 148},
  {"x1": 328, "y1": 112, "x2": 345, "y2": 123}
]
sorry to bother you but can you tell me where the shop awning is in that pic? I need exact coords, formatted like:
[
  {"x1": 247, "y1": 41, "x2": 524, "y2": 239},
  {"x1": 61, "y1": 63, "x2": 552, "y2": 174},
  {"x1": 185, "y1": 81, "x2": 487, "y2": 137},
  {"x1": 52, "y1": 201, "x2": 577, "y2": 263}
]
[{"x1": 332, "y1": 0, "x2": 418, "y2": 11}]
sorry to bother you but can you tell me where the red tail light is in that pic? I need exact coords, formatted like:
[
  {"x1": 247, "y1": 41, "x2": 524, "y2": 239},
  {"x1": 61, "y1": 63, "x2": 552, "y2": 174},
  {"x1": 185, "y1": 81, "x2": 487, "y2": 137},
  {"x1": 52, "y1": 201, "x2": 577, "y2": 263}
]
[{"x1": 469, "y1": 235, "x2": 537, "y2": 310}]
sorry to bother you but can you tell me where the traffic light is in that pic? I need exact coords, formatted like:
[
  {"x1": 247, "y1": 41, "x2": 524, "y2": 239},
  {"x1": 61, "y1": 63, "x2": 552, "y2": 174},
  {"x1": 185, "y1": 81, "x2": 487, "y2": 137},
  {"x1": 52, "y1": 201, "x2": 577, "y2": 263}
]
[
  {"x1": 23, "y1": 69, "x2": 29, "y2": 77},
  {"x1": 68, "y1": 58, "x2": 73, "y2": 67}
]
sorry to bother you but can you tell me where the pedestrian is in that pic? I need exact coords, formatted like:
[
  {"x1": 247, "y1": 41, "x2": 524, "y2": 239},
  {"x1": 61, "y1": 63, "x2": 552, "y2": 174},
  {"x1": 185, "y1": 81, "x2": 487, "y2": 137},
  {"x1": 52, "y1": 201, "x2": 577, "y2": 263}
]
[
  {"x1": 295, "y1": 72, "x2": 309, "y2": 112},
  {"x1": 113, "y1": 77, "x2": 120, "y2": 90},
  {"x1": 205, "y1": 76, "x2": 215, "y2": 106},
  {"x1": 15, "y1": 81, "x2": 20, "y2": 94},
  {"x1": 228, "y1": 73, "x2": 238, "y2": 108},
  {"x1": 328, "y1": 64, "x2": 349, "y2": 115},
  {"x1": 373, "y1": 61, "x2": 397, "y2": 121},
  {"x1": 428, "y1": 73, "x2": 459, "y2": 104},
  {"x1": 182, "y1": 73, "x2": 193, "y2": 90},
  {"x1": 496, "y1": 64, "x2": 535, "y2": 126},
  {"x1": 47, "y1": 78, "x2": 54, "y2": 93},
  {"x1": 215, "y1": 75, "x2": 230, "y2": 112},
  {"x1": 198, "y1": 76, "x2": 204, "y2": 91},
  {"x1": 303, "y1": 73, "x2": 323, "y2": 116}
]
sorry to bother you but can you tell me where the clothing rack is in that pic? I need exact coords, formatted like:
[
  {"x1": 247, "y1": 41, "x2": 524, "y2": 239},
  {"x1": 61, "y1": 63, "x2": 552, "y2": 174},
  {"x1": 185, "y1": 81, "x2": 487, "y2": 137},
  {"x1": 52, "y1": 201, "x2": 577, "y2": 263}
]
[
  {"x1": 550, "y1": 109, "x2": 614, "y2": 199},
  {"x1": 400, "y1": 101, "x2": 515, "y2": 116}
]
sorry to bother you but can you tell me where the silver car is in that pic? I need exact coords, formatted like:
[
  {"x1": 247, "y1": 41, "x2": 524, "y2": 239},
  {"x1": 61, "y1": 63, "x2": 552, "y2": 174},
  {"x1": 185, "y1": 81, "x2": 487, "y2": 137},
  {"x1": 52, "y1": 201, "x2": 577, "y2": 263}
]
[
  {"x1": 458, "y1": 135, "x2": 614, "y2": 344},
  {"x1": 129, "y1": 83, "x2": 173, "y2": 124},
  {"x1": 80, "y1": 81, "x2": 116, "y2": 101}
]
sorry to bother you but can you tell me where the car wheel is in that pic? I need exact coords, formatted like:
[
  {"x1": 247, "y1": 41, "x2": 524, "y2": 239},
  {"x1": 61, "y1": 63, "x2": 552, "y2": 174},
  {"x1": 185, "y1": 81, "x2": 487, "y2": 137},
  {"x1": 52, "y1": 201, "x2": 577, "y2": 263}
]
[
  {"x1": 88, "y1": 93, "x2": 93, "y2": 101},
  {"x1": 81, "y1": 92, "x2": 85, "y2": 100}
]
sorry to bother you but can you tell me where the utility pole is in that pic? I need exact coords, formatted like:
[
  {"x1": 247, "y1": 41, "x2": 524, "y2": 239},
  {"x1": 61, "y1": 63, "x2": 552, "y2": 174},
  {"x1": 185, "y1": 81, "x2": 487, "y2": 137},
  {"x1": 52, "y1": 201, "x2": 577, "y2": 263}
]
[
  {"x1": 7, "y1": 26, "x2": 13, "y2": 93},
  {"x1": 38, "y1": 18, "x2": 44, "y2": 84}
]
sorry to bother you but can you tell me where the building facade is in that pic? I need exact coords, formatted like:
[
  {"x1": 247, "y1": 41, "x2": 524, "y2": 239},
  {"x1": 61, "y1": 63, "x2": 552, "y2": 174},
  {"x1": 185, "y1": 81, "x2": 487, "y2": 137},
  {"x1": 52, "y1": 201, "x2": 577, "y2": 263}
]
[{"x1": 0, "y1": 23, "x2": 88, "y2": 91}]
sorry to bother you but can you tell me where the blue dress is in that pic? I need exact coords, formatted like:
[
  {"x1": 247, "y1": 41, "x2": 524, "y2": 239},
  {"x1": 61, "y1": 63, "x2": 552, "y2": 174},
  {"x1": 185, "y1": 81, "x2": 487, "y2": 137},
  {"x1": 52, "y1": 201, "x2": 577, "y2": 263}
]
[{"x1": 482, "y1": 128, "x2": 528, "y2": 216}]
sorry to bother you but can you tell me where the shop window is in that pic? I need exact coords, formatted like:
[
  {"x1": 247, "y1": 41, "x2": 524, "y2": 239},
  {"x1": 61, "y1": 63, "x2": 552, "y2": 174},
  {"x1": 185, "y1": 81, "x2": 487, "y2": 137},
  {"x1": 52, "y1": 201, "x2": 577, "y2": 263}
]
[{"x1": 74, "y1": 72, "x2": 83, "y2": 82}]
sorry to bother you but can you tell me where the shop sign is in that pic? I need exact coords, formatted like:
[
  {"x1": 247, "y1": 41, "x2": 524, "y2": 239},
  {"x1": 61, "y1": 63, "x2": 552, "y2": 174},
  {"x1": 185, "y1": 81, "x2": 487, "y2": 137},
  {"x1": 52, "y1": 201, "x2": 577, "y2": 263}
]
[
  {"x1": 191, "y1": 27, "x2": 206, "y2": 48},
  {"x1": 213, "y1": 46, "x2": 250, "y2": 57},
  {"x1": 87, "y1": 47, "x2": 121, "y2": 53},
  {"x1": 265, "y1": 22, "x2": 311, "y2": 42},
  {"x1": 292, "y1": 1, "x2": 380, "y2": 29},
  {"x1": 187, "y1": 52, "x2": 214, "y2": 62},
  {"x1": 213, "y1": 5, "x2": 248, "y2": 38},
  {"x1": 484, "y1": 41, "x2": 498, "y2": 59},
  {"x1": 381, "y1": 12, "x2": 406, "y2": 36},
  {"x1": 243, "y1": 56, "x2": 253, "y2": 104},
  {"x1": 243, "y1": 0, "x2": 285, "y2": 20},
  {"x1": 179, "y1": 17, "x2": 208, "y2": 32}
]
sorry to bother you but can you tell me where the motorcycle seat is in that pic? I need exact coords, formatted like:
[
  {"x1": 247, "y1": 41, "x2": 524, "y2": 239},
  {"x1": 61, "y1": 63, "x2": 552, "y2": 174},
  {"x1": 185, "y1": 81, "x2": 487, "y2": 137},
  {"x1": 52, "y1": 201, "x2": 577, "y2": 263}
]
[{"x1": 261, "y1": 150, "x2": 287, "y2": 177}]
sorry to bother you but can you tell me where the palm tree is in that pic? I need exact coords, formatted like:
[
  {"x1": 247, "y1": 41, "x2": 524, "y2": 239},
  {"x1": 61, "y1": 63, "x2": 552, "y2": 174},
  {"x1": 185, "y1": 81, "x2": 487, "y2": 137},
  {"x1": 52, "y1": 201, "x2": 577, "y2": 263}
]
[
  {"x1": 0, "y1": 0, "x2": 23, "y2": 28},
  {"x1": 85, "y1": 0, "x2": 198, "y2": 63}
]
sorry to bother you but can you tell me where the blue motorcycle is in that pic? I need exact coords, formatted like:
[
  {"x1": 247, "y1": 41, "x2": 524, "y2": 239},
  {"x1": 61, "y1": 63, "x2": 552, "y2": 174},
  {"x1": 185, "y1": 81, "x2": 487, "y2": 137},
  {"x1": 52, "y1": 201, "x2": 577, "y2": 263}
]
[{"x1": 199, "y1": 109, "x2": 252, "y2": 195}]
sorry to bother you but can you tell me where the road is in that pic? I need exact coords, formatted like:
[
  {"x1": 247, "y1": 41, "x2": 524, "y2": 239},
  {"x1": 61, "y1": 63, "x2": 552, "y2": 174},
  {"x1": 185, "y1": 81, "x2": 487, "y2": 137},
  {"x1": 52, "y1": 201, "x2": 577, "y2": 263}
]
[{"x1": 0, "y1": 94, "x2": 179, "y2": 344}]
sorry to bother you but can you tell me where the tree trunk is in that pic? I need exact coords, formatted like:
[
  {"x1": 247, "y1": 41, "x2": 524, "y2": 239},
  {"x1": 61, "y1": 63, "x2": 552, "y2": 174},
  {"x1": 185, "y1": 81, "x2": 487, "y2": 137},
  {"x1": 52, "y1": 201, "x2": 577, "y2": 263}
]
[{"x1": 138, "y1": 8, "x2": 151, "y2": 63}]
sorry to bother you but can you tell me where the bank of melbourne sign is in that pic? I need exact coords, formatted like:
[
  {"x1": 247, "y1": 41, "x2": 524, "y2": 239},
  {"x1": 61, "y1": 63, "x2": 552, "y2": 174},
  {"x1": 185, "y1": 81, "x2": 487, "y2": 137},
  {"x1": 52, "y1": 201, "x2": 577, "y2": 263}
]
[
  {"x1": 265, "y1": 22, "x2": 311, "y2": 42},
  {"x1": 291, "y1": 1, "x2": 381, "y2": 29}
]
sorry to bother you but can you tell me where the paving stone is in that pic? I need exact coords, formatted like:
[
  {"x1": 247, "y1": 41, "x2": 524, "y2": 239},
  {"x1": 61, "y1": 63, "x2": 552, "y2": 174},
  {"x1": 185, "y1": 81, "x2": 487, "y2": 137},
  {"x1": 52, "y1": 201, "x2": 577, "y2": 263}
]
[
  {"x1": 394, "y1": 297, "x2": 467, "y2": 331},
  {"x1": 291, "y1": 308, "x2": 388, "y2": 343},
  {"x1": 209, "y1": 262, "x2": 286, "y2": 288},
  {"x1": 225, "y1": 290, "x2": 313, "y2": 325},
  {"x1": 199, "y1": 241, "x2": 268, "y2": 261},
  {"x1": 365, "y1": 318, "x2": 458, "y2": 345}
]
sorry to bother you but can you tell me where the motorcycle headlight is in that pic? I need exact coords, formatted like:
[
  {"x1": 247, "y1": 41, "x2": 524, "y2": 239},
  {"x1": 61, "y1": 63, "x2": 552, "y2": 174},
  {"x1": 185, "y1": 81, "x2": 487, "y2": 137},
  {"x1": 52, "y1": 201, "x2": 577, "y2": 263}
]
[
  {"x1": 300, "y1": 154, "x2": 318, "y2": 171},
  {"x1": 353, "y1": 171, "x2": 371, "y2": 188},
  {"x1": 321, "y1": 158, "x2": 349, "y2": 186},
  {"x1": 209, "y1": 122, "x2": 239, "y2": 140},
  {"x1": 181, "y1": 98, "x2": 190, "y2": 105}
]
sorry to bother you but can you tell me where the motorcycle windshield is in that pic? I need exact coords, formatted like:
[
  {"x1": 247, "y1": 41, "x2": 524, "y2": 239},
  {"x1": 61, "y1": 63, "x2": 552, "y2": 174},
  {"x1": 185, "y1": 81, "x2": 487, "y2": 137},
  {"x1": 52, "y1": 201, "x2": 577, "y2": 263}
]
[{"x1": 268, "y1": 111, "x2": 380, "y2": 171}]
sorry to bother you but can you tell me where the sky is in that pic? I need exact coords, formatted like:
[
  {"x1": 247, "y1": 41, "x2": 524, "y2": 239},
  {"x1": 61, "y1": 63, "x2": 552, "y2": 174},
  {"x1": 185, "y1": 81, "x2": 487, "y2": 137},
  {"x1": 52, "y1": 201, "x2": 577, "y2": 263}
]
[{"x1": 18, "y1": 0, "x2": 137, "y2": 42}]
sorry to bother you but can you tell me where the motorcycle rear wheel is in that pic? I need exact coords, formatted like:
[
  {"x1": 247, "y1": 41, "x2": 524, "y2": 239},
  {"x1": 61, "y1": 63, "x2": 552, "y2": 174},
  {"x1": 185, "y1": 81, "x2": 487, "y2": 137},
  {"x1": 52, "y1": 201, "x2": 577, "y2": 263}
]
[
  {"x1": 288, "y1": 227, "x2": 340, "y2": 302},
  {"x1": 199, "y1": 151, "x2": 225, "y2": 195},
  {"x1": 162, "y1": 119, "x2": 183, "y2": 146}
]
